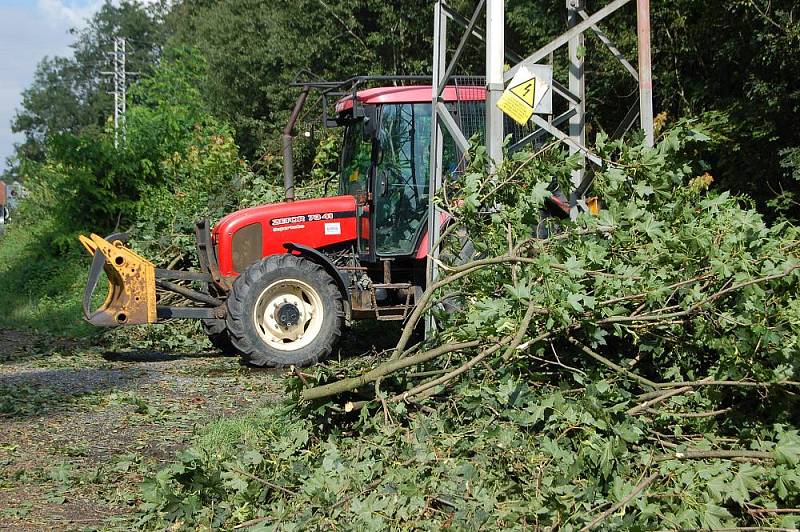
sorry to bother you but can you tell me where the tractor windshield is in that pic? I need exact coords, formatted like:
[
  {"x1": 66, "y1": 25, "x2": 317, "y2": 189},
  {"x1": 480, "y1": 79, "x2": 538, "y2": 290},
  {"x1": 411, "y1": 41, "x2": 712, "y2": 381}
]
[{"x1": 339, "y1": 100, "x2": 480, "y2": 257}]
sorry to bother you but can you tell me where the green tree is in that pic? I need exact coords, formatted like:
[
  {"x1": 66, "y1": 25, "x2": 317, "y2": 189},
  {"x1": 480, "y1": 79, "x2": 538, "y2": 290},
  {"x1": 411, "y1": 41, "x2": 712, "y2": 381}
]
[
  {"x1": 19, "y1": 46, "x2": 231, "y2": 246},
  {"x1": 11, "y1": 0, "x2": 167, "y2": 162},
  {"x1": 507, "y1": 0, "x2": 800, "y2": 215},
  {"x1": 168, "y1": 0, "x2": 443, "y2": 158}
]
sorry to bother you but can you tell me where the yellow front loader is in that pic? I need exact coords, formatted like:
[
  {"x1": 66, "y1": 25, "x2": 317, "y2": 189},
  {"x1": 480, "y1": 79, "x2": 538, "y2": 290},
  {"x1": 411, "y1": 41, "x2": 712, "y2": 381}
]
[
  {"x1": 78, "y1": 226, "x2": 226, "y2": 328},
  {"x1": 79, "y1": 233, "x2": 157, "y2": 326}
]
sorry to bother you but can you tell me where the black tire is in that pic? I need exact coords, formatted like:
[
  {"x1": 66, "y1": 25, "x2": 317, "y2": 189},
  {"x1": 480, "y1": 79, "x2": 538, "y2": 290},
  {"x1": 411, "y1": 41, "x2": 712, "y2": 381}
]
[
  {"x1": 226, "y1": 254, "x2": 343, "y2": 367},
  {"x1": 201, "y1": 319, "x2": 239, "y2": 356}
]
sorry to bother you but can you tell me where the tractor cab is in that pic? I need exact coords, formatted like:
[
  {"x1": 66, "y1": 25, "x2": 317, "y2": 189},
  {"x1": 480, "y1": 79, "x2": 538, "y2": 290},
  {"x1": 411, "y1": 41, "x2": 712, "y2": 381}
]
[{"x1": 334, "y1": 85, "x2": 485, "y2": 260}]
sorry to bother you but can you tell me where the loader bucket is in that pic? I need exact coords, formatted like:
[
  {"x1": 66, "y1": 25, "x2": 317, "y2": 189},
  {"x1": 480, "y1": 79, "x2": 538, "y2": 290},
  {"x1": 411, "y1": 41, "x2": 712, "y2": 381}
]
[{"x1": 78, "y1": 233, "x2": 157, "y2": 326}]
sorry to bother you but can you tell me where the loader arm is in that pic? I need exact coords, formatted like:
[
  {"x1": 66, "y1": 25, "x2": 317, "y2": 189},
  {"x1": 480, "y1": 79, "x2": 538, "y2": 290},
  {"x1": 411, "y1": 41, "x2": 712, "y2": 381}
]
[{"x1": 79, "y1": 230, "x2": 225, "y2": 326}]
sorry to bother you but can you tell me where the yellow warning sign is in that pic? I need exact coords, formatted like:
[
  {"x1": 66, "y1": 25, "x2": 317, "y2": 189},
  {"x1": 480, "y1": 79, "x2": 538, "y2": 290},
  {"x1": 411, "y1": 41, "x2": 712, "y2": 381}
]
[
  {"x1": 497, "y1": 91, "x2": 534, "y2": 126},
  {"x1": 510, "y1": 79, "x2": 536, "y2": 107},
  {"x1": 497, "y1": 65, "x2": 537, "y2": 126},
  {"x1": 496, "y1": 65, "x2": 552, "y2": 126}
]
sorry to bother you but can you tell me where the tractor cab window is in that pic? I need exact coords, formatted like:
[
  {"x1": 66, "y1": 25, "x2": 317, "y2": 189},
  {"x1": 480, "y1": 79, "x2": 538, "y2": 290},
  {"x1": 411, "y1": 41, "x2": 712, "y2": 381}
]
[
  {"x1": 339, "y1": 119, "x2": 372, "y2": 198},
  {"x1": 374, "y1": 103, "x2": 433, "y2": 256}
]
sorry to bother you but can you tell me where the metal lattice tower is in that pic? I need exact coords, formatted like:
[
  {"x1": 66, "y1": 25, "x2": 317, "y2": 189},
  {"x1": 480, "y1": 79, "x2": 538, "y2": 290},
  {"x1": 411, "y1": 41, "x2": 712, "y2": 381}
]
[
  {"x1": 113, "y1": 37, "x2": 127, "y2": 148},
  {"x1": 426, "y1": 0, "x2": 656, "y2": 329},
  {"x1": 103, "y1": 37, "x2": 128, "y2": 148}
]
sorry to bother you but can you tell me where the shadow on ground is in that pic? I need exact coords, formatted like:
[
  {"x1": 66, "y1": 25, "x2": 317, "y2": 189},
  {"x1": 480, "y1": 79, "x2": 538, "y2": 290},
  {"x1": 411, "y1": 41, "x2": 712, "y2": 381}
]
[
  {"x1": 0, "y1": 366, "x2": 142, "y2": 419},
  {"x1": 101, "y1": 349, "x2": 213, "y2": 363},
  {"x1": 336, "y1": 319, "x2": 413, "y2": 359},
  {"x1": 0, "y1": 317, "x2": 413, "y2": 422}
]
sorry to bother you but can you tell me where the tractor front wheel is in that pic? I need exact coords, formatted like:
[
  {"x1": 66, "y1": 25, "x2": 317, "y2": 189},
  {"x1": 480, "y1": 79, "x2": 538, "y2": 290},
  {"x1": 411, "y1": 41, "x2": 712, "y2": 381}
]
[{"x1": 226, "y1": 254, "x2": 343, "y2": 367}]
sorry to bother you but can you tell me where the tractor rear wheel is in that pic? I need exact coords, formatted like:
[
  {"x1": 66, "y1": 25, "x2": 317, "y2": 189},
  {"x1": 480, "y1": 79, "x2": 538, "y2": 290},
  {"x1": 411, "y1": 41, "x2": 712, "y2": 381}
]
[
  {"x1": 226, "y1": 254, "x2": 343, "y2": 367},
  {"x1": 201, "y1": 319, "x2": 238, "y2": 356}
]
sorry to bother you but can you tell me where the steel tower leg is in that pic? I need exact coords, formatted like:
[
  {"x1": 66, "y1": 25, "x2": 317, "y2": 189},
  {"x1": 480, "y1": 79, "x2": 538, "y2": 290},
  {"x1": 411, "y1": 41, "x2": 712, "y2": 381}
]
[
  {"x1": 426, "y1": 0, "x2": 447, "y2": 334},
  {"x1": 637, "y1": 0, "x2": 654, "y2": 146},
  {"x1": 485, "y1": 0, "x2": 505, "y2": 168},
  {"x1": 567, "y1": 0, "x2": 586, "y2": 212}
]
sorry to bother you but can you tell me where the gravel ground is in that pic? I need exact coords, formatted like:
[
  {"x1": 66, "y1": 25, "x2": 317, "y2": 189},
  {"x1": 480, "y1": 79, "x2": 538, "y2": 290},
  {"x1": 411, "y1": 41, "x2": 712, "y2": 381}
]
[{"x1": 0, "y1": 328, "x2": 285, "y2": 531}]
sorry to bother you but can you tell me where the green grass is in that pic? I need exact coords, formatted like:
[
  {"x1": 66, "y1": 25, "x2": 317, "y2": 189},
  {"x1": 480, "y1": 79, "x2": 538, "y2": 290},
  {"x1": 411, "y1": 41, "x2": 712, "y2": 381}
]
[
  {"x1": 194, "y1": 402, "x2": 292, "y2": 456},
  {"x1": 0, "y1": 217, "x2": 97, "y2": 337}
]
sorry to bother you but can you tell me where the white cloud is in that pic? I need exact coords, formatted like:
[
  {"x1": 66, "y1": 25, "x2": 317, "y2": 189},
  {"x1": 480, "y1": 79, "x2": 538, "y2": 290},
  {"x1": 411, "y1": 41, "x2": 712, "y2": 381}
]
[
  {"x1": 36, "y1": 0, "x2": 105, "y2": 27},
  {"x1": 36, "y1": 0, "x2": 166, "y2": 28}
]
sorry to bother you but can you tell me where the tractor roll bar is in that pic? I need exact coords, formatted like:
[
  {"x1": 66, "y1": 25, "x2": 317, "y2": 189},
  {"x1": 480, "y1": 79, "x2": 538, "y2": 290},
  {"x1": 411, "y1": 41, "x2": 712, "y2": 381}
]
[
  {"x1": 281, "y1": 74, "x2": 488, "y2": 203},
  {"x1": 282, "y1": 85, "x2": 310, "y2": 202}
]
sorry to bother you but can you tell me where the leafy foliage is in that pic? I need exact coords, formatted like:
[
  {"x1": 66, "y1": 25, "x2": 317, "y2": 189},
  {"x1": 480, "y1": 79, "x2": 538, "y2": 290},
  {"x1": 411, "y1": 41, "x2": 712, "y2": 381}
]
[
  {"x1": 2, "y1": 1, "x2": 800, "y2": 528},
  {"x1": 138, "y1": 124, "x2": 800, "y2": 530},
  {"x1": 166, "y1": 0, "x2": 446, "y2": 157},
  {"x1": 437, "y1": 119, "x2": 800, "y2": 384},
  {"x1": 11, "y1": 48, "x2": 228, "y2": 248}
]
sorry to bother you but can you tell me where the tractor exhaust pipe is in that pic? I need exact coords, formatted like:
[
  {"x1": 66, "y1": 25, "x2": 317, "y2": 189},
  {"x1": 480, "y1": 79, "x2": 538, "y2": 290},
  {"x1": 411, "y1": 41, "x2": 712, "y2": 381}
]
[{"x1": 282, "y1": 85, "x2": 311, "y2": 203}]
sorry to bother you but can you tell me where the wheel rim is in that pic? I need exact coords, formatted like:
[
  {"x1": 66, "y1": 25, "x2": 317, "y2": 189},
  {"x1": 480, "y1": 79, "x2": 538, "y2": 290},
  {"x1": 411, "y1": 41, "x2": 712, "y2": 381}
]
[{"x1": 253, "y1": 278, "x2": 324, "y2": 351}]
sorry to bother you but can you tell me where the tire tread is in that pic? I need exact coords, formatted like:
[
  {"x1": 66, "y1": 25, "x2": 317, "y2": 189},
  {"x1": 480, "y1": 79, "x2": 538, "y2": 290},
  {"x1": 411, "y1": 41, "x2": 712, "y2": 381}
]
[{"x1": 225, "y1": 254, "x2": 343, "y2": 367}]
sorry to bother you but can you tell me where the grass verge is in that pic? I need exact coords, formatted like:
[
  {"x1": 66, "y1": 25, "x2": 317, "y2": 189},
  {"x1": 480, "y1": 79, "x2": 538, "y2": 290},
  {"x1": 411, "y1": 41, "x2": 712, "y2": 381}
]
[{"x1": 0, "y1": 217, "x2": 96, "y2": 338}]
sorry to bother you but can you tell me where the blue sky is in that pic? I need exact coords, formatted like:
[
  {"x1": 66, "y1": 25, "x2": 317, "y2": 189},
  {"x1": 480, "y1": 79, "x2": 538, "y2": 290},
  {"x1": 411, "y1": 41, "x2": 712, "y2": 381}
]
[{"x1": 0, "y1": 0, "x2": 105, "y2": 169}]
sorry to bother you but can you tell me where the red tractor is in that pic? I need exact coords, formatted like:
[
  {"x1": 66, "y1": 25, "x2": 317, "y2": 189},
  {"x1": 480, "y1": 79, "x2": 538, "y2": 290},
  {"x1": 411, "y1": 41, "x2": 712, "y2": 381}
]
[{"x1": 80, "y1": 77, "x2": 567, "y2": 366}]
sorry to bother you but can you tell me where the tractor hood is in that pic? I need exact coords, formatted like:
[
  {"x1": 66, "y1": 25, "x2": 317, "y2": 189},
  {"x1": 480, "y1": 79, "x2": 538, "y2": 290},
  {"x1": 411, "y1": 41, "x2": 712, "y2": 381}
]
[{"x1": 212, "y1": 196, "x2": 359, "y2": 276}]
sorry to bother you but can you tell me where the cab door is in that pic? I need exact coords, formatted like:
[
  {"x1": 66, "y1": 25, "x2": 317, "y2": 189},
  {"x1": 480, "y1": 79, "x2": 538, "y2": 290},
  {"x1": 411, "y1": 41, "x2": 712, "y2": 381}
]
[
  {"x1": 374, "y1": 103, "x2": 433, "y2": 257},
  {"x1": 339, "y1": 115, "x2": 377, "y2": 262}
]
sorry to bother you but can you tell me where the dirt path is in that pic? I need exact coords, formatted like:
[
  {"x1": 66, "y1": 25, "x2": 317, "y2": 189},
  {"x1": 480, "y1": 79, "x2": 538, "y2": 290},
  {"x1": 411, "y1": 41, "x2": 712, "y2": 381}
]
[{"x1": 0, "y1": 329, "x2": 284, "y2": 530}]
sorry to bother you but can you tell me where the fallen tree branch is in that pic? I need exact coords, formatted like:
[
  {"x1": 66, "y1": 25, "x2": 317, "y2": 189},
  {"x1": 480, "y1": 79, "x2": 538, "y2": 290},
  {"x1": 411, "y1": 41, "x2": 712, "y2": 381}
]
[
  {"x1": 595, "y1": 274, "x2": 713, "y2": 308},
  {"x1": 406, "y1": 368, "x2": 453, "y2": 379},
  {"x1": 393, "y1": 300, "x2": 538, "y2": 403},
  {"x1": 231, "y1": 468, "x2": 299, "y2": 497},
  {"x1": 390, "y1": 343, "x2": 504, "y2": 404},
  {"x1": 292, "y1": 366, "x2": 310, "y2": 387},
  {"x1": 601, "y1": 265, "x2": 800, "y2": 326},
  {"x1": 391, "y1": 231, "x2": 594, "y2": 363},
  {"x1": 626, "y1": 380, "x2": 707, "y2": 415},
  {"x1": 652, "y1": 379, "x2": 800, "y2": 389},
  {"x1": 233, "y1": 516, "x2": 271, "y2": 530},
  {"x1": 330, "y1": 476, "x2": 386, "y2": 510},
  {"x1": 693, "y1": 528, "x2": 800, "y2": 532},
  {"x1": 391, "y1": 254, "x2": 548, "y2": 360},
  {"x1": 566, "y1": 337, "x2": 659, "y2": 388},
  {"x1": 506, "y1": 325, "x2": 572, "y2": 360},
  {"x1": 747, "y1": 507, "x2": 800, "y2": 515},
  {"x1": 654, "y1": 450, "x2": 773, "y2": 462},
  {"x1": 668, "y1": 407, "x2": 732, "y2": 418},
  {"x1": 301, "y1": 340, "x2": 482, "y2": 402}
]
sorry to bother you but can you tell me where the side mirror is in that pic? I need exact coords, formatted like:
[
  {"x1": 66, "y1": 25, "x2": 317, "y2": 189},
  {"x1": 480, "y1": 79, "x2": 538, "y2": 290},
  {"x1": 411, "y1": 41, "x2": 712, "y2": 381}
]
[{"x1": 362, "y1": 105, "x2": 378, "y2": 140}]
